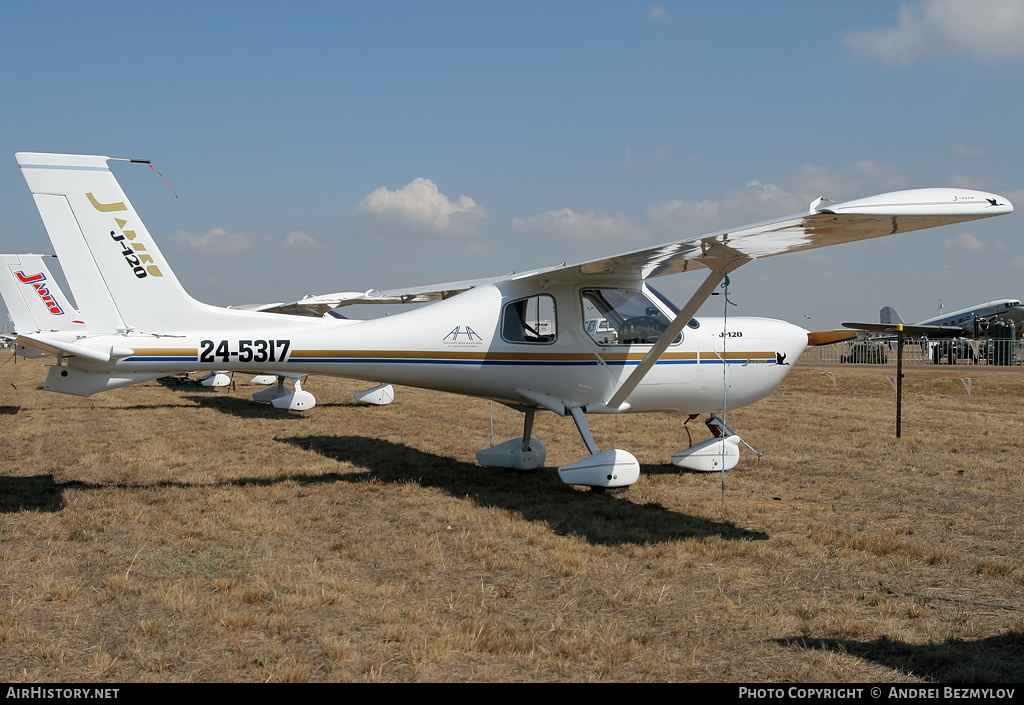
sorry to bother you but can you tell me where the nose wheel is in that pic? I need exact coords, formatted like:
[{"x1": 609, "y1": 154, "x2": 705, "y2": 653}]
[{"x1": 671, "y1": 415, "x2": 755, "y2": 472}]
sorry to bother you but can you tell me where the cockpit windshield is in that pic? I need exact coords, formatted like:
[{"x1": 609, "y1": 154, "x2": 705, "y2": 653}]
[{"x1": 581, "y1": 288, "x2": 683, "y2": 345}]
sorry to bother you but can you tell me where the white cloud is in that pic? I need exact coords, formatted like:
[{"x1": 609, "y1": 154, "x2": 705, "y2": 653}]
[
  {"x1": 1003, "y1": 187, "x2": 1024, "y2": 207},
  {"x1": 943, "y1": 232, "x2": 988, "y2": 252},
  {"x1": 846, "y1": 0, "x2": 1024, "y2": 64},
  {"x1": 168, "y1": 228, "x2": 322, "y2": 255},
  {"x1": 951, "y1": 143, "x2": 984, "y2": 157},
  {"x1": 648, "y1": 161, "x2": 913, "y2": 235},
  {"x1": 648, "y1": 198, "x2": 719, "y2": 223},
  {"x1": 945, "y1": 173, "x2": 1001, "y2": 190},
  {"x1": 355, "y1": 177, "x2": 487, "y2": 234},
  {"x1": 648, "y1": 6, "x2": 666, "y2": 20},
  {"x1": 511, "y1": 208, "x2": 647, "y2": 242},
  {"x1": 784, "y1": 160, "x2": 908, "y2": 198},
  {"x1": 168, "y1": 227, "x2": 259, "y2": 254},
  {"x1": 649, "y1": 180, "x2": 803, "y2": 230},
  {"x1": 284, "y1": 230, "x2": 321, "y2": 248}
]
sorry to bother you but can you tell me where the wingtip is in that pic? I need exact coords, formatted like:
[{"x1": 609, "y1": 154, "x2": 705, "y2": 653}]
[{"x1": 825, "y1": 188, "x2": 1014, "y2": 217}]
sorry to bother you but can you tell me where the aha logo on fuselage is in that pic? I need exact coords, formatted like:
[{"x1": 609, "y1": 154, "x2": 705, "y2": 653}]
[
  {"x1": 15, "y1": 270, "x2": 65, "y2": 315},
  {"x1": 87, "y1": 193, "x2": 164, "y2": 279},
  {"x1": 443, "y1": 325, "x2": 483, "y2": 343}
]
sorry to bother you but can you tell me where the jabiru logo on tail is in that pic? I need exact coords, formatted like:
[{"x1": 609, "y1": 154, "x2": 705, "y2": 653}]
[
  {"x1": 15, "y1": 270, "x2": 65, "y2": 315},
  {"x1": 86, "y1": 192, "x2": 164, "y2": 279}
]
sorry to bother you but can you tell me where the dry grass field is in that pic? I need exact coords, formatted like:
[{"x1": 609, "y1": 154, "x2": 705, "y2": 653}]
[{"x1": 0, "y1": 355, "x2": 1022, "y2": 682}]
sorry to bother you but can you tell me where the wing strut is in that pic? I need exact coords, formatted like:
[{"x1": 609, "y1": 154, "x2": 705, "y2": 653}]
[{"x1": 606, "y1": 257, "x2": 749, "y2": 409}]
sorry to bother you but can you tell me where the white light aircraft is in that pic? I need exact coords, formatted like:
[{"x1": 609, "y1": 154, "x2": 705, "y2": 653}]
[{"x1": 13, "y1": 152, "x2": 1014, "y2": 489}]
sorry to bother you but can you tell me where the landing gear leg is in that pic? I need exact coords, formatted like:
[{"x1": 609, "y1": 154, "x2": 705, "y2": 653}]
[
  {"x1": 557, "y1": 407, "x2": 640, "y2": 489},
  {"x1": 475, "y1": 409, "x2": 547, "y2": 470},
  {"x1": 251, "y1": 375, "x2": 316, "y2": 410},
  {"x1": 671, "y1": 414, "x2": 743, "y2": 471}
]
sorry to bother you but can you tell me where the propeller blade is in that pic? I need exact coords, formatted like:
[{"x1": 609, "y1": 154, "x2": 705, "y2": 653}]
[{"x1": 807, "y1": 330, "x2": 857, "y2": 346}]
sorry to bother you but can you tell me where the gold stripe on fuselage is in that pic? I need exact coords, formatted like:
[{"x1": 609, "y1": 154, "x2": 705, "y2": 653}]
[
  {"x1": 289, "y1": 350, "x2": 597, "y2": 362},
  {"x1": 130, "y1": 348, "x2": 198, "y2": 357}
]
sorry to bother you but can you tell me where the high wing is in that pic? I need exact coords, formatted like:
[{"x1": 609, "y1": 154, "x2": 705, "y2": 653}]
[
  {"x1": 333, "y1": 275, "x2": 511, "y2": 307},
  {"x1": 514, "y1": 189, "x2": 1012, "y2": 285},
  {"x1": 231, "y1": 279, "x2": 505, "y2": 316},
  {"x1": 230, "y1": 292, "x2": 374, "y2": 317},
  {"x1": 339, "y1": 189, "x2": 1012, "y2": 303}
]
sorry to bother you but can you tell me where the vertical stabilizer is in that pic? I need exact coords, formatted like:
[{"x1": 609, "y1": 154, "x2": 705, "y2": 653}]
[
  {"x1": 16, "y1": 153, "x2": 260, "y2": 334},
  {"x1": 879, "y1": 306, "x2": 904, "y2": 325},
  {"x1": 0, "y1": 254, "x2": 86, "y2": 335}
]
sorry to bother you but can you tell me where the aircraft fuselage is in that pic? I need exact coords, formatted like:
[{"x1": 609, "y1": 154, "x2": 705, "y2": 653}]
[{"x1": 50, "y1": 281, "x2": 809, "y2": 414}]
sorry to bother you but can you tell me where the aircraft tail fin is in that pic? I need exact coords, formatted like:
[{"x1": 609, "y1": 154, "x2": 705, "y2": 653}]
[
  {"x1": 0, "y1": 254, "x2": 86, "y2": 335},
  {"x1": 17, "y1": 153, "x2": 270, "y2": 334},
  {"x1": 879, "y1": 306, "x2": 904, "y2": 326}
]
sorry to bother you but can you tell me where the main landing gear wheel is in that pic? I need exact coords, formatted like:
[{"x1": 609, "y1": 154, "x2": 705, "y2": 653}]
[
  {"x1": 476, "y1": 409, "x2": 547, "y2": 471},
  {"x1": 556, "y1": 408, "x2": 640, "y2": 489}
]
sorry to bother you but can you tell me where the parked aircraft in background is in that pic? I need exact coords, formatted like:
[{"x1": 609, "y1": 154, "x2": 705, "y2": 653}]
[
  {"x1": 12, "y1": 152, "x2": 1013, "y2": 489},
  {"x1": 0, "y1": 253, "x2": 85, "y2": 358},
  {"x1": 843, "y1": 299, "x2": 1024, "y2": 338},
  {"x1": 0, "y1": 252, "x2": 392, "y2": 406}
]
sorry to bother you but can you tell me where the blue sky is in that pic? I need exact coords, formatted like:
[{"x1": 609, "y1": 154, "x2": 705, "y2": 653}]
[{"x1": 1, "y1": 1, "x2": 1022, "y2": 328}]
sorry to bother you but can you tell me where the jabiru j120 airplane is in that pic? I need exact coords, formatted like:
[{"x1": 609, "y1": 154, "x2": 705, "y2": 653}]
[{"x1": 12, "y1": 152, "x2": 1014, "y2": 489}]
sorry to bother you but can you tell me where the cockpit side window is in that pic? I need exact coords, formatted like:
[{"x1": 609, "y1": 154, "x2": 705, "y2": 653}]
[{"x1": 502, "y1": 294, "x2": 557, "y2": 344}]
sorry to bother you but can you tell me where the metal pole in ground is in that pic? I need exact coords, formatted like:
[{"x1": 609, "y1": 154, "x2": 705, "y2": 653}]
[{"x1": 896, "y1": 324, "x2": 904, "y2": 438}]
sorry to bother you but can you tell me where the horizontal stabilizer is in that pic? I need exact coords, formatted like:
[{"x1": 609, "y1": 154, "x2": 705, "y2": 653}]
[{"x1": 15, "y1": 334, "x2": 134, "y2": 362}]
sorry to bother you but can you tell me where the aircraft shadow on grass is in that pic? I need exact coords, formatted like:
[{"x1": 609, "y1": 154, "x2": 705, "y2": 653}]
[
  {"x1": 0, "y1": 475, "x2": 92, "y2": 513},
  {"x1": 775, "y1": 632, "x2": 1024, "y2": 682},
  {"x1": 181, "y1": 394, "x2": 312, "y2": 419},
  {"x1": 278, "y1": 434, "x2": 768, "y2": 547},
  {"x1": 0, "y1": 426, "x2": 767, "y2": 546},
  {"x1": 180, "y1": 393, "x2": 373, "y2": 419}
]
